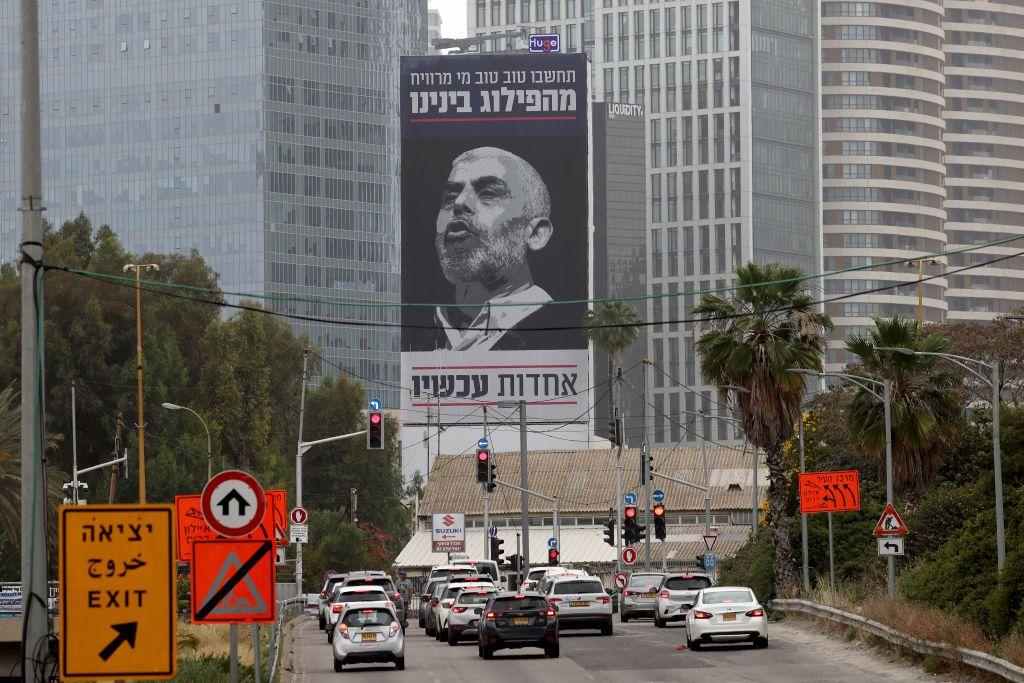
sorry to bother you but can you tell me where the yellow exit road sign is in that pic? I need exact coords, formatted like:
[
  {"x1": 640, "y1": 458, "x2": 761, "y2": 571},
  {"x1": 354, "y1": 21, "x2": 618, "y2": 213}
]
[{"x1": 59, "y1": 505, "x2": 176, "y2": 680}]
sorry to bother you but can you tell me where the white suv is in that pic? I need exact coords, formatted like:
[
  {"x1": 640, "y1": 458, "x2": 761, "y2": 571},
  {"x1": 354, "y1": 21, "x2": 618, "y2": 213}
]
[
  {"x1": 434, "y1": 580, "x2": 494, "y2": 641},
  {"x1": 544, "y1": 576, "x2": 613, "y2": 635}
]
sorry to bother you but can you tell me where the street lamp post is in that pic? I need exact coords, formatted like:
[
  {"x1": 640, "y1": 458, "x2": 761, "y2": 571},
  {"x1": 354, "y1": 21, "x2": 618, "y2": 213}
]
[
  {"x1": 162, "y1": 402, "x2": 213, "y2": 481},
  {"x1": 877, "y1": 348, "x2": 1005, "y2": 573},
  {"x1": 123, "y1": 262, "x2": 160, "y2": 503},
  {"x1": 789, "y1": 368, "x2": 895, "y2": 597}
]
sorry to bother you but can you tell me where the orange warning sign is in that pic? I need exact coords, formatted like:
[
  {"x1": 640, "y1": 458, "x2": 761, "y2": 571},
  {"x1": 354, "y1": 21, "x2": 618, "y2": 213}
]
[
  {"x1": 798, "y1": 470, "x2": 861, "y2": 513},
  {"x1": 175, "y1": 490, "x2": 287, "y2": 562},
  {"x1": 873, "y1": 503, "x2": 909, "y2": 536},
  {"x1": 190, "y1": 539, "x2": 275, "y2": 624}
]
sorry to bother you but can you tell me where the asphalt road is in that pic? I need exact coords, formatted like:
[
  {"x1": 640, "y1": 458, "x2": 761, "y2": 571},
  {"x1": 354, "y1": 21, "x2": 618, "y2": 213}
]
[{"x1": 289, "y1": 611, "x2": 935, "y2": 682}]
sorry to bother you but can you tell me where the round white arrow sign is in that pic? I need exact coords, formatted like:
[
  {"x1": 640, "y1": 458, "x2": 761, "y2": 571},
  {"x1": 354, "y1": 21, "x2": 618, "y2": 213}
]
[{"x1": 201, "y1": 470, "x2": 266, "y2": 537}]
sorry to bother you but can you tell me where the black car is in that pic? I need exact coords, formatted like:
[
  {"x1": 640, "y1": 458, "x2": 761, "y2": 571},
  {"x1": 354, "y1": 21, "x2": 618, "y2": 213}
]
[{"x1": 477, "y1": 592, "x2": 559, "y2": 659}]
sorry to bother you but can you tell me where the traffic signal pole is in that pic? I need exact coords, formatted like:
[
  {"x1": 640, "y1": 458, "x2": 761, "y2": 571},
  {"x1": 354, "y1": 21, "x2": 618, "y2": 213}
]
[
  {"x1": 614, "y1": 421, "x2": 623, "y2": 574},
  {"x1": 483, "y1": 407, "x2": 490, "y2": 554},
  {"x1": 642, "y1": 361, "x2": 652, "y2": 570}
]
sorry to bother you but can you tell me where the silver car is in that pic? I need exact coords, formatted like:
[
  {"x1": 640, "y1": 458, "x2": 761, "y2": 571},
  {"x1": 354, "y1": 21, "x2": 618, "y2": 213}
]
[
  {"x1": 332, "y1": 604, "x2": 405, "y2": 671},
  {"x1": 445, "y1": 586, "x2": 497, "y2": 645},
  {"x1": 620, "y1": 572, "x2": 665, "y2": 622},
  {"x1": 653, "y1": 573, "x2": 714, "y2": 628},
  {"x1": 325, "y1": 586, "x2": 391, "y2": 643},
  {"x1": 544, "y1": 576, "x2": 613, "y2": 635}
]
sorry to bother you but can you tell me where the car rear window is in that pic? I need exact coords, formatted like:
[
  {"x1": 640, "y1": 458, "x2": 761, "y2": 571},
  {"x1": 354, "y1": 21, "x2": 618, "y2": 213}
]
[
  {"x1": 339, "y1": 591, "x2": 388, "y2": 603},
  {"x1": 664, "y1": 576, "x2": 713, "y2": 591},
  {"x1": 342, "y1": 609, "x2": 393, "y2": 627},
  {"x1": 492, "y1": 597, "x2": 547, "y2": 611},
  {"x1": 553, "y1": 581, "x2": 604, "y2": 595},
  {"x1": 457, "y1": 591, "x2": 494, "y2": 605},
  {"x1": 703, "y1": 590, "x2": 754, "y2": 604},
  {"x1": 628, "y1": 574, "x2": 662, "y2": 588},
  {"x1": 444, "y1": 587, "x2": 463, "y2": 600},
  {"x1": 528, "y1": 570, "x2": 546, "y2": 581},
  {"x1": 347, "y1": 577, "x2": 395, "y2": 592}
]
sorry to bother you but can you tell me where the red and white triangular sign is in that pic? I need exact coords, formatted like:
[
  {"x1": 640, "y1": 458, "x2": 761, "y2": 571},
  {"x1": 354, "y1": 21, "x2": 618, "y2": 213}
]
[
  {"x1": 703, "y1": 534, "x2": 718, "y2": 551},
  {"x1": 873, "y1": 503, "x2": 908, "y2": 536}
]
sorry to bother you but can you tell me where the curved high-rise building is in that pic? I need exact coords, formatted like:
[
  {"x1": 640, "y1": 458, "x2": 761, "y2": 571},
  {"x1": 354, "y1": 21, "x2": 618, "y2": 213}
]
[
  {"x1": 944, "y1": 0, "x2": 1024, "y2": 319},
  {"x1": 820, "y1": 0, "x2": 948, "y2": 367}
]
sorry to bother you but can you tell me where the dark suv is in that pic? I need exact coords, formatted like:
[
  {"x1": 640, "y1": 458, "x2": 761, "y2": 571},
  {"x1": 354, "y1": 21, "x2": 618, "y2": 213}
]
[
  {"x1": 477, "y1": 592, "x2": 559, "y2": 659},
  {"x1": 343, "y1": 572, "x2": 407, "y2": 628}
]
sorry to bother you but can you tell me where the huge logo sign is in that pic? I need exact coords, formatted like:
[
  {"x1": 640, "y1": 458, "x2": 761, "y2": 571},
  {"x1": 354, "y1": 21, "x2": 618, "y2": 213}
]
[
  {"x1": 431, "y1": 513, "x2": 466, "y2": 553},
  {"x1": 399, "y1": 53, "x2": 591, "y2": 425}
]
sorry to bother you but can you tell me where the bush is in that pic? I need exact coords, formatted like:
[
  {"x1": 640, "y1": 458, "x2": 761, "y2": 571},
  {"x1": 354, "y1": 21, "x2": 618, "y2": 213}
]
[
  {"x1": 908, "y1": 482, "x2": 985, "y2": 558},
  {"x1": 719, "y1": 531, "x2": 775, "y2": 601},
  {"x1": 175, "y1": 655, "x2": 253, "y2": 683}
]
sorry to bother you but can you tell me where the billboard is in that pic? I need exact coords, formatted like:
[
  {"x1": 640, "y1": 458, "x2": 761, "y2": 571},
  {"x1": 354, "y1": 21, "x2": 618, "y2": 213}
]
[
  {"x1": 431, "y1": 513, "x2": 466, "y2": 553},
  {"x1": 400, "y1": 53, "x2": 591, "y2": 423}
]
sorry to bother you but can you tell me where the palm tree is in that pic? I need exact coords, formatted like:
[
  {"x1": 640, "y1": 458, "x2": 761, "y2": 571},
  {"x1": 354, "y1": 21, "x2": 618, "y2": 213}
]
[
  {"x1": 846, "y1": 316, "x2": 961, "y2": 496},
  {"x1": 694, "y1": 262, "x2": 832, "y2": 592},
  {"x1": 581, "y1": 301, "x2": 642, "y2": 440},
  {"x1": 0, "y1": 382, "x2": 64, "y2": 539}
]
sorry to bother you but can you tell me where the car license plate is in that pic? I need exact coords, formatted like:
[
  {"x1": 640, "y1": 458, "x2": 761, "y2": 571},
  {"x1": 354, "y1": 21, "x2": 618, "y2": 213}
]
[
  {"x1": 358, "y1": 633, "x2": 379, "y2": 642},
  {"x1": 642, "y1": 593, "x2": 655, "y2": 598},
  {"x1": 513, "y1": 617, "x2": 528, "y2": 625},
  {"x1": 570, "y1": 601, "x2": 588, "y2": 607},
  {"x1": 723, "y1": 612, "x2": 736, "y2": 622}
]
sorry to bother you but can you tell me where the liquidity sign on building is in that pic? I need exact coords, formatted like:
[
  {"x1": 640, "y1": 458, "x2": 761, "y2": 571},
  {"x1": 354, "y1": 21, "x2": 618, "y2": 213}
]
[{"x1": 400, "y1": 53, "x2": 591, "y2": 422}]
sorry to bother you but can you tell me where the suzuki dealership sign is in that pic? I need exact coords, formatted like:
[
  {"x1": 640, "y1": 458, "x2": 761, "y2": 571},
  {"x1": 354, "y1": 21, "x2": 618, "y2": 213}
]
[{"x1": 431, "y1": 513, "x2": 466, "y2": 553}]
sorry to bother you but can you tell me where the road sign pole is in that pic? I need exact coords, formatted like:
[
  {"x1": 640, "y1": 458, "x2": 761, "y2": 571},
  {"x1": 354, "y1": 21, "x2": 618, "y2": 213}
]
[
  {"x1": 642, "y1": 362, "x2": 652, "y2": 571},
  {"x1": 483, "y1": 409, "x2": 490, "y2": 555},
  {"x1": 883, "y1": 379, "x2": 895, "y2": 598},
  {"x1": 295, "y1": 350, "x2": 308, "y2": 597},
  {"x1": 229, "y1": 624, "x2": 238, "y2": 683},
  {"x1": 700, "y1": 419, "x2": 711, "y2": 538},
  {"x1": 615, "y1": 429, "x2": 623, "y2": 574},
  {"x1": 799, "y1": 413, "x2": 810, "y2": 594},
  {"x1": 828, "y1": 512, "x2": 836, "y2": 608},
  {"x1": 253, "y1": 624, "x2": 260, "y2": 683}
]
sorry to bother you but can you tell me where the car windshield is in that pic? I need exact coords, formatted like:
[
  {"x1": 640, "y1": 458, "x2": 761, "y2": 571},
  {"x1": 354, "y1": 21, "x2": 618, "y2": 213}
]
[
  {"x1": 553, "y1": 580, "x2": 604, "y2": 595},
  {"x1": 338, "y1": 591, "x2": 388, "y2": 603},
  {"x1": 664, "y1": 576, "x2": 713, "y2": 591},
  {"x1": 457, "y1": 591, "x2": 494, "y2": 605},
  {"x1": 342, "y1": 609, "x2": 393, "y2": 627},
  {"x1": 492, "y1": 597, "x2": 547, "y2": 611},
  {"x1": 628, "y1": 575, "x2": 661, "y2": 589},
  {"x1": 703, "y1": 590, "x2": 754, "y2": 605},
  {"x1": 425, "y1": 580, "x2": 444, "y2": 595},
  {"x1": 473, "y1": 562, "x2": 498, "y2": 581},
  {"x1": 527, "y1": 570, "x2": 547, "y2": 581}
]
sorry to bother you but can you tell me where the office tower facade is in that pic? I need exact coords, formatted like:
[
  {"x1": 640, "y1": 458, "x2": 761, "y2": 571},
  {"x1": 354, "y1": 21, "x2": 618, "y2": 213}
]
[
  {"x1": 468, "y1": 0, "x2": 820, "y2": 445},
  {"x1": 0, "y1": 0, "x2": 426, "y2": 408},
  {"x1": 943, "y1": 1, "x2": 1024, "y2": 320},
  {"x1": 820, "y1": 0, "x2": 948, "y2": 367},
  {"x1": 427, "y1": 8, "x2": 442, "y2": 52}
]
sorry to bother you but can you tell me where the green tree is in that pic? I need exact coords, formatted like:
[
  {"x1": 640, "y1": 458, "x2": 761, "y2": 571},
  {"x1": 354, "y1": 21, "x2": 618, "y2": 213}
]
[
  {"x1": 845, "y1": 316, "x2": 961, "y2": 497},
  {"x1": 581, "y1": 301, "x2": 642, "y2": 435},
  {"x1": 694, "y1": 262, "x2": 832, "y2": 591}
]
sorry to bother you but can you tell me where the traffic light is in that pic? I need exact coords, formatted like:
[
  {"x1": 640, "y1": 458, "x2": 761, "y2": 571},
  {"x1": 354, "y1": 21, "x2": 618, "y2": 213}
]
[
  {"x1": 488, "y1": 458, "x2": 497, "y2": 490},
  {"x1": 476, "y1": 448, "x2": 490, "y2": 483},
  {"x1": 608, "y1": 413, "x2": 623, "y2": 447},
  {"x1": 490, "y1": 536, "x2": 505, "y2": 563},
  {"x1": 548, "y1": 547, "x2": 560, "y2": 566},
  {"x1": 653, "y1": 503, "x2": 667, "y2": 540},
  {"x1": 696, "y1": 553, "x2": 707, "y2": 570},
  {"x1": 367, "y1": 410, "x2": 383, "y2": 450},
  {"x1": 603, "y1": 510, "x2": 616, "y2": 547},
  {"x1": 624, "y1": 505, "x2": 638, "y2": 544}
]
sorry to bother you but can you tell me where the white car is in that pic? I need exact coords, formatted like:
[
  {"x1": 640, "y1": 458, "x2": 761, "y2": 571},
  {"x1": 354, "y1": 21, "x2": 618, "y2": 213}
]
[
  {"x1": 333, "y1": 604, "x2": 405, "y2": 671},
  {"x1": 426, "y1": 564, "x2": 477, "y2": 584},
  {"x1": 520, "y1": 567, "x2": 588, "y2": 592},
  {"x1": 446, "y1": 586, "x2": 497, "y2": 645},
  {"x1": 685, "y1": 587, "x2": 768, "y2": 650},
  {"x1": 544, "y1": 576, "x2": 613, "y2": 635},
  {"x1": 434, "y1": 580, "x2": 494, "y2": 641},
  {"x1": 326, "y1": 586, "x2": 391, "y2": 643}
]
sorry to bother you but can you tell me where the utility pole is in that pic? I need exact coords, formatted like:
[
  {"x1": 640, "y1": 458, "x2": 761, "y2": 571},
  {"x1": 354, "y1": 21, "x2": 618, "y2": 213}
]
[
  {"x1": 799, "y1": 414, "x2": 810, "y2": 594},
  {"x1": 109, "y1": 413, "x2": 123, "y2": 503},
  {"x1": 482, "y1": 407, "x2": 490, "y2": 553},
  {"x1": 518, "y1": 401, "x2": 530, "y2": 577},
  {"x1": 614, "y1": 369, "x2": 624, "y2": 574},
  {"x1": 294, "y1": 350, "x2": 309, "y2": 596},
  {"x1": 350, "y1": 488, "x2": 358, "y2": 524},
  {"x1": 20, "y1": 0, "x2": 49, "y2": 672},
  {"x1": 71, "y1": 379, "x2": 80, "y2": 504},
  {"x1": 642, "y1": 361, "x2": 652, "y2": 570},
  {"x1": 123, "y1": 262, "x2": 160, "y2": 503}
]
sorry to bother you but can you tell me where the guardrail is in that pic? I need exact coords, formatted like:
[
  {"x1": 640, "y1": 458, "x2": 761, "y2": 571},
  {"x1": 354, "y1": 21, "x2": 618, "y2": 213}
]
[
  {"x1": 770, "y1": 598, "x2": 1024, "y2": 683},
  {"x1": 267, "y1": 595, "x2": 306, "y2": 682}
]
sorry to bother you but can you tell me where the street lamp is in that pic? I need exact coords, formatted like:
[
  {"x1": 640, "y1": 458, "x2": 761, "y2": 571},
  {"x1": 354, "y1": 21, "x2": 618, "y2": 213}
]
[
  {"x1": 124, "y1": 262, "x2": 160, "y2": 503},
  {"x1": 162, "y1": 402, "x2": 213, "y2": 482},
  {"x1": 877, "y1": 347, "x2": 1005, "y2": 573},
  {"x1": 905, "y1": 258, "x2": 939, "y2": 322},
  {"x1": 789, "y1": 368, "x2": 896, "y2": 597}
]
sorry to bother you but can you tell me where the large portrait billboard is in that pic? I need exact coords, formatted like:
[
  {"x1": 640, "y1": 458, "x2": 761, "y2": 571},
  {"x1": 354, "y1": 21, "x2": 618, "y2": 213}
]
[{"x1": 400, "y1": 54, "x2": 591, "y2": 422}]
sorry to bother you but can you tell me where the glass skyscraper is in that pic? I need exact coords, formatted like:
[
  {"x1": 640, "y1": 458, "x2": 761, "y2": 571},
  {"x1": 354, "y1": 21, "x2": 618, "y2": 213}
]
[{"x1": 0, "y1": 0, "x2": 426, "y2": 407}]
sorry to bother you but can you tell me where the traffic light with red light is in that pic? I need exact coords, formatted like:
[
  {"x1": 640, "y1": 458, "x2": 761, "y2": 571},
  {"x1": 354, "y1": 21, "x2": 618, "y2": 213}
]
[
  {"x1": 367, "y1": 410, "x2": 383, "y2": 450},
  {"x1": 624, "y1": 504, "x2": 639, "y2": 544},
  {"x1": 653, "y1": 503, "x2": 667, "y2": 540},
  {"x1": 548, "y1": 547, "x2": 560, "y2": 566},
  {"x1": 476, "y1": 448, "x2": 490, "y2": 483}
]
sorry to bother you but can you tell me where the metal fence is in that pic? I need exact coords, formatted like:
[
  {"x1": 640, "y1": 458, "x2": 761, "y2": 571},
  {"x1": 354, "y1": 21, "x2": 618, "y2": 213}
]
[{"x1": 267, "y1": 596, "x2": 306, "y2": 682}]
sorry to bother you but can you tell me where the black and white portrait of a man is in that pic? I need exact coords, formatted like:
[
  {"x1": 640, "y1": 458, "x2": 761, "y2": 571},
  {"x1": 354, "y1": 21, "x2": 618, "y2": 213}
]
[{"x1": 403, "y1": 143, "x2": 587, "y2": 352}]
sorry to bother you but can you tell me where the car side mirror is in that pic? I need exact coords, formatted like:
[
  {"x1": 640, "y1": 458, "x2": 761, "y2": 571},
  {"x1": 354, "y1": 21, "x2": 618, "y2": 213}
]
[{"x1": 606, "y1": 588, "x2": 614, "y2": 595}]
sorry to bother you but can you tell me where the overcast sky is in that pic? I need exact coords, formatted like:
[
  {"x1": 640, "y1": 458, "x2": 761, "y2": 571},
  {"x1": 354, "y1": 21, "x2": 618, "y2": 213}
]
[{"x1": 429, "y1": 0, "x2": 468, "y2": 38}]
